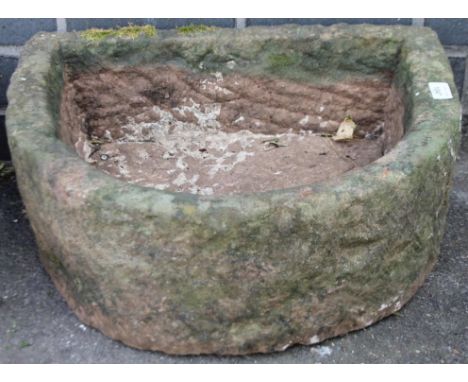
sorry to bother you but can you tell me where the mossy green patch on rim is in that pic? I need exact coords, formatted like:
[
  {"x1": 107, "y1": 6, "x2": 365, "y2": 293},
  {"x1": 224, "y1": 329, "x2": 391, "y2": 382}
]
[
  {"x1": 80, "y1": 24, "x2": 157, "y2": 41},
  {"x1": 176, "y1": 23, "x2": 217, "y2": 35}
]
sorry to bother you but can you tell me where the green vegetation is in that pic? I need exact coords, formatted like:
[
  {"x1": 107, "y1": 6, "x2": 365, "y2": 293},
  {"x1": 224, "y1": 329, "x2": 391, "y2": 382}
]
[
  {"x1": 0, "y1": 161, "x2": 15, "y2": 179},
  {"x1": 176, "y1": 24, "x2": 217, "y2": 35},
  {"x1": 19, "y1": 340, "x2": 31, "y2": 349},
  {"x1": 80, "y1": 25, "x2": 157, "y2": 41}
]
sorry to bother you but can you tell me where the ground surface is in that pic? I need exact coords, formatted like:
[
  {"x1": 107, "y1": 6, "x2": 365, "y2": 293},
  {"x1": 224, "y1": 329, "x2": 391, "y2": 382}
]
[{"x1": 0, "y1": 134, "x2": 467, "y2": 363}]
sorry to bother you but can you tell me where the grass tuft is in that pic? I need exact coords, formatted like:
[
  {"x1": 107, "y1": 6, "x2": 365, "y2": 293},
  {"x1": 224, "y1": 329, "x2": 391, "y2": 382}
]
[
  {"x1": 176, "y1": 24, "x2": 217, "y2": 35},
  {"x1": 0, "y1": 161, "x2": 15, "y2": 179},
  {"x1": 81, "y1": 25, "x2": 157, "y2": 41}
]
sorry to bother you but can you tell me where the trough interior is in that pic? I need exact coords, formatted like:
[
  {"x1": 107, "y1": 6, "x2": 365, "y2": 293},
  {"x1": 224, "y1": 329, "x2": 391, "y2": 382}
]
[{"x1": 56, "y1": 32, "x2": 407, "y2": 195}]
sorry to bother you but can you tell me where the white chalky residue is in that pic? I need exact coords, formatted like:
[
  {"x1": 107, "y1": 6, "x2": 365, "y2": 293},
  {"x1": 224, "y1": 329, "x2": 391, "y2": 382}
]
[
  {"x1": 163, "y1": 151, "x2": 175, "y2": 160},
  {"x1": 308, "y1": 335, "x2": 321, "y2": 344},
  {"x1": 117, "y1": 102, "x2": 259, "y2": 190},
  {"x1": 312, "y1": 346, "x2": 333, "y2": 357},
  {"x1": 448, "y1": 138, "x2": 456, "y2": 160},
  {"x1": 207, "y1": 155, "x2": 234, "y2": 178},
  {"x1": 173, "y1": 99, "x2": 222, "y2": 129},
  {"x1": 378, "y1": 295, "x2": 402, "y2": 312},
  {"x1": 115, "y1": 156, "x2": 130, "y2": 177},
  {"x1": 379, "y1": 303, "x2": 389, "y2": 311},
  {"x1": 199, "y1": 72, "x2": 233, "y2": 96},
  {"x1": 189, "y1": 174, "x2": 200, "y2": 186},
  {"x1": 319, "y1": 106, "x2": 325, "y2": 112},
  {"x1": 75, "y1": 135, "x2": 97, "y2": 164},
  {"x1": 173, "y1": 172, "x2": 188, "y2": 187},
  {"x1": 233, "y1": 116, "x2": 245, "y2": 124},
  {"x1": 137, "y1": 149, "x2": 149, "y2": 161},
  {"x1": 89, "y1": 98, "x2": 319, "y2": 194},
  {"x1": 299, "y1": 115, "x2": 310, "y2": 126},
  {"x1": 154, "y1": 183, "x2": 170, "y2": 190},
  {"x1": 236, "y1": 151, "x2": 252, "y2": 162},
  {"x1": 319, "y1": 121, "x2": 329, "y2": 129},
  {"x1": 176, "y1": 156, "x2": 188, "y2": 171},
  {"x1": 213, "y1": 72, "x2": 223, "y2": 82},
  {"x1": 200, "y1": 78, "x2": 233, "y2": 96},
  {"x1": 174, "y1": 174, "x2": 199, "y2": 190},
  {"x1": 226, "y1": 60, "x2": 236, "y2": 69},
  {"x1": 199, "y1": 187, "x2": 214, "y2": 196}
]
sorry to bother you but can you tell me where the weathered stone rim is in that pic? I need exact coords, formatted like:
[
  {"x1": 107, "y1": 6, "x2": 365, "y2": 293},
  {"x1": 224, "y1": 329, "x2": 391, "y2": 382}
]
[{"x1": 6, "y1": 25, "x2": 460, "y2": 208}]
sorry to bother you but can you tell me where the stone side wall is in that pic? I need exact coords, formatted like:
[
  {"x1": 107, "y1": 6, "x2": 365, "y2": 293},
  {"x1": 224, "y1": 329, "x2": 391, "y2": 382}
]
[{"x1": 1, "y1": 18, "x2": 467, "y2": 159}]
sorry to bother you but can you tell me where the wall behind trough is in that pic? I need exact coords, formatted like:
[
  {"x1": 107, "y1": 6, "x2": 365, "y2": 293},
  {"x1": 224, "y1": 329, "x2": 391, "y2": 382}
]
[{"x1": 1, "y1": 18, "x2": 467, "y2": 160}]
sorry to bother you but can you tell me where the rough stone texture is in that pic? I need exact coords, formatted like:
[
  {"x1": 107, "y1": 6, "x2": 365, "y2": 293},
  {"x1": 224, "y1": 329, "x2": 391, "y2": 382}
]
[
  {"x1": 448, "y1": 57, "x2": 465, "y2": 100},
  {"x1": 0, "y1": 19, "x2": 56, "y2": 45},
  {"x1": 0, "y1": 56, "x2": 18, "y2": 105},
  {"x1": 66, "y1": 18, "x2": 235, "y2": 32},
  {"x1": 1, "y1": 137, "x2": 467, "y2": 363},
  {"x1": 60, "y1": 65, "x2": 404, "y2": 195},
  {"x1": 5, "y1": 25, "x2": 461, "y2": 355},
  {"x1": 425, "y1": 19, "x2": 468, "y2": 46}
]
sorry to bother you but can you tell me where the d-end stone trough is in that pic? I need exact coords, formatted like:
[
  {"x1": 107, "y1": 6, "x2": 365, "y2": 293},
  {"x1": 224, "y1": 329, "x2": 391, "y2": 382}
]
[{"x1": 5, "y1": 25, "x2": 461, "y2": 355}]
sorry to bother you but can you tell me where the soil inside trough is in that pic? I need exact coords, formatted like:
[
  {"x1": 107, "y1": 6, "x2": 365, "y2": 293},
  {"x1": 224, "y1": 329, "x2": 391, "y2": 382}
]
[{"x1": 59, "y1": 65, "x2": 405, "y2": 195}]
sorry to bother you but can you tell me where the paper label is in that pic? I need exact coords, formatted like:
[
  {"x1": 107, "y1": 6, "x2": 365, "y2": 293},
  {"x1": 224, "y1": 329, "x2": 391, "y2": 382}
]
[{"x1": 428, "y1": 82, "x2": 453, "y2": 100}]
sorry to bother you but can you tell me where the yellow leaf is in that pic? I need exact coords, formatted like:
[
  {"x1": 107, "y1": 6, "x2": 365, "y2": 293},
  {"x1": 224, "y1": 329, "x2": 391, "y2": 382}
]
[{"x1": 332, "y1": 117, "x2": 356, "y2": 141}]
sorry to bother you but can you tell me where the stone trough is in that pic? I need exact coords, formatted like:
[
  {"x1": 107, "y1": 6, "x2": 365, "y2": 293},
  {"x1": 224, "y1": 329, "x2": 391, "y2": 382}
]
[{"x1": 5, "y1": 25, "x2": 461, "y2": 355}]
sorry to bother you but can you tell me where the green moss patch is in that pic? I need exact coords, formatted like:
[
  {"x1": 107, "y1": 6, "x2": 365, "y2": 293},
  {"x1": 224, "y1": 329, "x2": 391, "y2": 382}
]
[
  {"x1": 80, "y1": 25, "x2": 157, "y2": 41},
  {"x1": 268, "y1": 52, "x2": 301, "y2": 69},
  {"x1": 176, "y1": 24, "x2": 217, "y2": 35}
]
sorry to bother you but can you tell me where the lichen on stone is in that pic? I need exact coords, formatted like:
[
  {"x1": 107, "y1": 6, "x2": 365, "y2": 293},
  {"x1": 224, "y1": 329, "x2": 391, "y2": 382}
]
[{"x1": 267, "y1": 53, "x2": 301, "y2": 72}]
